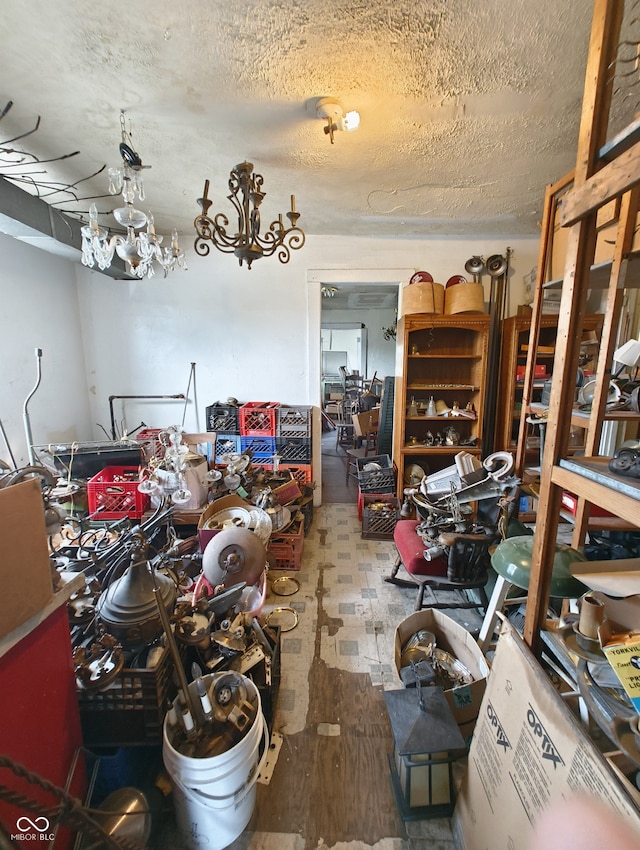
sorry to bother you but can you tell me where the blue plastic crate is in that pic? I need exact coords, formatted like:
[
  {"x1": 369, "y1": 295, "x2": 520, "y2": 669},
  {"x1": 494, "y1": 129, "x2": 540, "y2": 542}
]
[
  {"x1": 240, "y1": 435, "x2": 277, "y2": 460},
  {"x1": 215, "y1": 433, "x2": 241, "y2": 463}
]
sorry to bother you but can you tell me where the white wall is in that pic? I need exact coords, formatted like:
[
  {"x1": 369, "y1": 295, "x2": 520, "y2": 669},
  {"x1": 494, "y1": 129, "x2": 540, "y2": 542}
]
[
  {"x1": 0, "y1": 231, "x2": 540, "y2": 469},
  {"x1": 0, "y1": 232, "x2": 93, "y2": 467}
]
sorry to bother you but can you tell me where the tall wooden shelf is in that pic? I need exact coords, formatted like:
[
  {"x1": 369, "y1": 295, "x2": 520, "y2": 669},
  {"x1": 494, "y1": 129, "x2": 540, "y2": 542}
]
[
  {"x1": 523, "y1": 0, "x2": 640, "y2": 653},
  {"x1": 392, "y1": 313, "x2": 490, "y2": 493},
  {"x1": 495, "y1": 313, "x2": 604, "y2": 457}
]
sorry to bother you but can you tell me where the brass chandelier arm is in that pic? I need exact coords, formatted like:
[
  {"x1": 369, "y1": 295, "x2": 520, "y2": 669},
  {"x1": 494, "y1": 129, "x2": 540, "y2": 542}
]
[{"x1": 193, "y1": 162, "x2": 305, "y2": 269}]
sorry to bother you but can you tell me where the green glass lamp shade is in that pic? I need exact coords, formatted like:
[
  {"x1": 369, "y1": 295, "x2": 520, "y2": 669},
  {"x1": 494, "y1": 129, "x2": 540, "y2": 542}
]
[{"x1": 490, "y1": 535, "x2": 588, "y2": 597}]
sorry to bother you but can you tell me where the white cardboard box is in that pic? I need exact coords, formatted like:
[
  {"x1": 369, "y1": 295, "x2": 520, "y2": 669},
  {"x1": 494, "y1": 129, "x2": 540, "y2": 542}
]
[{"x1": 452, "y1": 624, "x2": 640, "y2": 850}]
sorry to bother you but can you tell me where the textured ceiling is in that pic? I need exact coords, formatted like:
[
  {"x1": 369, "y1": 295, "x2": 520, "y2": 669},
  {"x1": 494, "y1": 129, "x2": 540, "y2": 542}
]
[{"x1": 0, "y1": 0, "x2": 593, "y2": 243}]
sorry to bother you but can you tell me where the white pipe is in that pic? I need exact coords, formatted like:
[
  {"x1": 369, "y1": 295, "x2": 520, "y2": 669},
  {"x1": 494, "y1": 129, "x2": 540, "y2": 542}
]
[{"x1": 23, "y1": 347, "x2": 42, "y2": 466}]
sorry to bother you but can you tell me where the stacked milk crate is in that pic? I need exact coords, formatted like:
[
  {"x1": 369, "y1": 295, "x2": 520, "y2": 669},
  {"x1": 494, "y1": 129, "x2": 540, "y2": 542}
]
[{"x1": 205, "y1": 402, "x2": 242, "y2": 463}]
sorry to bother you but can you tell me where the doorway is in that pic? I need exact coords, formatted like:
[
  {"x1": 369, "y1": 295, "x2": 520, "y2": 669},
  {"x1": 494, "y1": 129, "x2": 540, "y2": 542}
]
[{"x1": 309, "y1": 270, "x2": 411, "y2": 503}]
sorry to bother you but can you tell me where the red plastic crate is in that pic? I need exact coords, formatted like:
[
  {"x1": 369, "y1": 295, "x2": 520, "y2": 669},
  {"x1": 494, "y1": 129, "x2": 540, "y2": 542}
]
[
  {"x1": 87, "y1": 466, "x2": 148, "y2": 520},
  {"x1": 268, "y1": 519, "x2": 305, "y2": 570},
  {"x1": 239, "y1": 402, "x2": 280, "y2": 436},
  {"x1": 136, "y1": 428, "x2": 165, "y2": 461},
  {"x1": 279, "y1": 464, "x2": 313, "y2": 485}
]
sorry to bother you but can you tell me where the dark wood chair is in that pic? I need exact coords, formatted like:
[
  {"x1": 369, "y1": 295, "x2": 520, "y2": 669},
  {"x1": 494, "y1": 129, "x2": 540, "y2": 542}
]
[{"x1": 386, "y1": 519, "x2": 491, "y2": 613}]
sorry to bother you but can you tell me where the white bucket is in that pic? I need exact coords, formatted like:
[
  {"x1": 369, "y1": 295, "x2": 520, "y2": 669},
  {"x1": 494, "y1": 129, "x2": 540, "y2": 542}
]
[{"x1": 163, "y1": 674, "x2": 268, "y2": 850}]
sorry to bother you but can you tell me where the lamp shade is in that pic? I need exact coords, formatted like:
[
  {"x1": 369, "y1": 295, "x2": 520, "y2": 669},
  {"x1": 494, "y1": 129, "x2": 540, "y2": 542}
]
[
  {"x1": 490, "y1": 535, "x2": 588, "y2": 597},
  {"x1": 613, "y1": 338, "x2": 640, "y2": 369}
]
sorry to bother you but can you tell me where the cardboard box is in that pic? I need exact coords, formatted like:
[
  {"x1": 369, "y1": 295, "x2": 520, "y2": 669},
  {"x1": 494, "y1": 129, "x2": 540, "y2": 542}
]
[
  {"x1": 452, "y1": 625, "x2": 640, "y2": 850},
  {"x1": 394, "y1": 609, "x2": 490, "y2": 739},
  {"x1": 352, "y1": 407, "x2": 380, "y2": 437},
  {"x1": 0, "y1": 479, "x2": 53, "y2": 640},
  {"x1": 197, "y1": 494, "x2": 252, "y2": 550}
]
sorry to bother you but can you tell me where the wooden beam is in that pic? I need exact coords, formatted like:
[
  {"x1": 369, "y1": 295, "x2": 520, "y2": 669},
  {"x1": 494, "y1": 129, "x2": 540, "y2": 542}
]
[{"x1": 560, "y1": 139, "x2": 640, "y2": 226}]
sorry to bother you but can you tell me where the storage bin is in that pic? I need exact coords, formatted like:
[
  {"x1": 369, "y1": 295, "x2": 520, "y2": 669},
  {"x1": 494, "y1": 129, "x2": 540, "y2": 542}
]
[
  {"x1": 279, "y1": 463, "x2": 313, "y2": 485},
  {"x1": 135, "y1": 428, "x2": 166, "y2": 461},
  {"x1": 206, "y1": 403, "x2": 239, "y2": 434},
  {"x1": 240, "y1": 435, "x2": 276, "y2": 460},
  {"x1": 275, "y1": 437, "x2": 312, "y2": 464},
  {"x1": 87, "y1": 466, "x2": 148, "y2": 520},
  {"x1": 356, "y1": 454, "x2": 395, "y2": 494},
  {"x1": 268, "y1": 518, "x2": 305, "y2": 570},
  {"x1": 361, "y1": 494, "x2": 400, "y2": 540},
  {"x1": 214, "y1": 433, "x2": 241, "y2": 463},
  {"x1": 277, "y1": 406, "x2": 312, "y2": 437},
  {"x1": 76, "y1": 642, "x2": 179, "y2": 747},
  {"x1": 239, "y1": 402, "x2": 280, "y2": 436}
]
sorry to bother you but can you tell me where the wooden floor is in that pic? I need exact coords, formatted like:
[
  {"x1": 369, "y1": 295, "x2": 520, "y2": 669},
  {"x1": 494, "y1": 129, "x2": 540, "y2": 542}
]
[{"x1": 156, "y1": 498, "x2": 458, "y2": 850}]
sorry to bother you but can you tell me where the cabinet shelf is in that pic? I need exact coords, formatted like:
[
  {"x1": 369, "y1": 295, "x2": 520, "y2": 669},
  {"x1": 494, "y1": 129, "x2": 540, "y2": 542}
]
[
  {"x1": 393, "y1": 313, "x2": 490, "y2": 490},
  {"x1": 495, "y1": 314, "x2": 603, "y2": 456},
  {"x1": 529, "y1": 402, "x2": 640, "y2": 428},
  {"x1": 406, "y1": 415, "x2": 477, "y2": 422},
  {"x1": 400, "y1": 445, "x2": 481, "y2": 455},
  {"x1": 407, "y1": 383, "x2": 478, "y2": 391},
  {"x1": 408, "y1": 353, "x2": 483, "y2": 360}
]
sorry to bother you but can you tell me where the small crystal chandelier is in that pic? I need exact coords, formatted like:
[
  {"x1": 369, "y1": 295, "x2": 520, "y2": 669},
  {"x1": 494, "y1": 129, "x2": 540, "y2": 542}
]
[
  {"x1": 81, "y1": 113, "x2": 187, "y2": 279},
  {"x1": 193, "y1": 161, "x2": 305, "y2": 269}
]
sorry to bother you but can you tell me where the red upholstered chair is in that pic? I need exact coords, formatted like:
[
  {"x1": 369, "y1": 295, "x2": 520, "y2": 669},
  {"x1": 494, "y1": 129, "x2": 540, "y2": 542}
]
[{"x1": 386, "y1": 519, "x2": 491, "y2": 613}]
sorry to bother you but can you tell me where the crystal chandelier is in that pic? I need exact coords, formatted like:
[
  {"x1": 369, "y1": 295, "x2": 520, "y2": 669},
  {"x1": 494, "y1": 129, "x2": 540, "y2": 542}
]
[
  {"x1": 81, "y1": 114, "x2": 187, "y2": 279},
  {"x1": 193, "y1": 161, "x2": 305, "y2": 269}
]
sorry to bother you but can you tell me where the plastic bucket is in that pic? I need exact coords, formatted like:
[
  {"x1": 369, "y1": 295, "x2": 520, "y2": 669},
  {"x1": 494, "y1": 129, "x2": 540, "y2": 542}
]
[{"x1": 163, "y1": 674, "x2": 267, "y2": 850}]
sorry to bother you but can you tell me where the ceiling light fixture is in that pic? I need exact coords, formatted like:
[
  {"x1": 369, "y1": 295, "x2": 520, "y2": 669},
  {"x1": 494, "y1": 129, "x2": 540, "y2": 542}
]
[
  {"x1": 194, "y1": 162, "x2": 305, "y2": 269},
  {"x1": 315, "y1": 97, "x2": 360, "y2": 144},
  {"x1": 81, "y1": 113, "x2": 186, "y2": 279},
  {"x1": 321, "y1": 286, "x2": 338, "y2": 298}
]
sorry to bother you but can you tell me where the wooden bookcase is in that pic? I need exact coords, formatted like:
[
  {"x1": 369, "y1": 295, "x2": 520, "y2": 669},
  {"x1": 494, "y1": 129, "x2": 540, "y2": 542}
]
[{"x1": 392, "y1": 313, "x2": 490, "y2": 493}]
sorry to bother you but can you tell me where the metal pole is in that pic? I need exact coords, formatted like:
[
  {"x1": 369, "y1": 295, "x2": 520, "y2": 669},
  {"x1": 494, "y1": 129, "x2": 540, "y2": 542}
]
[{"x1": 23, "y1": 347, "x2": 42, "y2": 466}]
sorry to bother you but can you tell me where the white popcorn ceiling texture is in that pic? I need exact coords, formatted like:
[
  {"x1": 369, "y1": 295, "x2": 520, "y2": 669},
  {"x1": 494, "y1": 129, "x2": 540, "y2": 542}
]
[{"x1": 1, "y1": 0, "x2": 595, "y2": 239}]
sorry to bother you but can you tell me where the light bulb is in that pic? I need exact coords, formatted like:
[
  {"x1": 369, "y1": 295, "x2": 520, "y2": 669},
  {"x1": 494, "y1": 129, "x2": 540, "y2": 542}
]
[{"x1": 343, "y1": 110, "x2": 360, "y2": 131}]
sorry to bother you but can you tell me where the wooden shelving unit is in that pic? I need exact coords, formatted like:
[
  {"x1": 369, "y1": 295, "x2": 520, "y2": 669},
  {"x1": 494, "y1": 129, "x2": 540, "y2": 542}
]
[
  {"x1": 522, "y1": 0, "x2": 640, "y2": 653},
  {"x1": 392, "y1": 313, "x2": 490, "y2": 493},
  {"x1": 495, "y1": 313, "x2": 603, "y2": 458}
]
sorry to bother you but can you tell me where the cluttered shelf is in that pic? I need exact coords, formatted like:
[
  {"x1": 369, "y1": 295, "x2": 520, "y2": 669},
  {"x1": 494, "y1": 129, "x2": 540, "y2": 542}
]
[
  {"x1": 543, "y1": 251, "x2": 640, "y2": 291},
  {"x1": 518, "y1": 481, "x2": 637, "y2": 530},
  {"x1": 529, "y1": 402, "x2": 640, "y2": 428},
  {"x1": 552, "y1": 457, "x2": 640, "y2": 528}
]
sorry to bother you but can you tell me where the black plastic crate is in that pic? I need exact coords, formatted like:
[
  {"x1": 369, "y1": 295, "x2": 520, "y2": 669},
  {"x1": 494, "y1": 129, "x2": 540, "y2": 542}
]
[
  {"x1": 76, "y1": 643, "x2": 178, "y2": 747},
  {"x1": 356, "y1": 454, "x2": 395, "y2": 494},
  {"x1": 361, "y1": 495, "x2": 400, "y2": 540},
  {"x1": 276, "y1": 437, "x2": 312, "y2": 464},
  {"x1": 206, "y1": 403, "x2": 239, "y2": 433}
]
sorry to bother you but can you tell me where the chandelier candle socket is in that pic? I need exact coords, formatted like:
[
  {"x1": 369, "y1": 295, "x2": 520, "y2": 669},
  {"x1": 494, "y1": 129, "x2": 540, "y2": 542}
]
[{"x1": 193, "y1": 162, "x2": 305, "y2": 269}]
